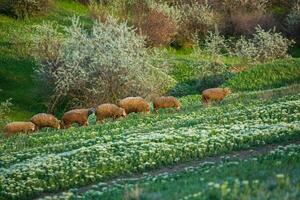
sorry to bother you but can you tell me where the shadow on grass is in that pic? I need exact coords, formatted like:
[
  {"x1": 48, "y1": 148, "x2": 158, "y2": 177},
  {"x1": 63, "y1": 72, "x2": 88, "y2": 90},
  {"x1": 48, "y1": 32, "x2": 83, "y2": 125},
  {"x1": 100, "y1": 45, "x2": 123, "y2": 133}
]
[
  {"x1": 169, "y1": 72, "x2": 235, "y2": 97},
  {"x1": 0, "y1": 52, "x2": 47, "y2": 119}
]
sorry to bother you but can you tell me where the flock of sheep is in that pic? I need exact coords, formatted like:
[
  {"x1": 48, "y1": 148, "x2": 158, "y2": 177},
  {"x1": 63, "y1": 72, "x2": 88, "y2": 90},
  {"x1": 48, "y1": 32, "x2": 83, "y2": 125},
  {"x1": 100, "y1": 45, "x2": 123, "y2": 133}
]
[{"x1": 3, "y1": 88, "x2": 231, "y2": 137}]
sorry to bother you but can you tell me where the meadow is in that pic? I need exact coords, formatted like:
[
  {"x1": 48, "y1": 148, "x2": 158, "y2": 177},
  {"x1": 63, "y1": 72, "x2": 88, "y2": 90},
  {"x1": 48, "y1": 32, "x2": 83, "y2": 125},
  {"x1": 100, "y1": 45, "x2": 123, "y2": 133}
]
[
  {"x1": 1, "y1": 87, "x2": 300, "y2": 199},
  {"x1": 0, "y1": 0, "x2": 300, "y2": 200}
]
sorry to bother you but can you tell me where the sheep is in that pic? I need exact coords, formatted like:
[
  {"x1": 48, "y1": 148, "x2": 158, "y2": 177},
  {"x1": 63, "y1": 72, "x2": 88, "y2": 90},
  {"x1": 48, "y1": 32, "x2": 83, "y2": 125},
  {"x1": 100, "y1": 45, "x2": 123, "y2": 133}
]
[
  {"x1": 31, "y1": 113, "x2": 60, "y2": 130},
  {"x1": 118, "y1": 97, "x2": 150, "y2": 114},
  {"x1": 96, "y1": 103, "x2": 126, "y2": 123},
  {"x1": 153, "y1": 96, "x2": 181, "y2": 112},
  {"x1": 61, "y1": 108, "x2": 95, "y2": 129},
  {"x1": 3, "y1": 122, "x2": 36, "y2": 137},
  {"x1": 202, "y1": 87, "x2": 232, "y2": 105}
]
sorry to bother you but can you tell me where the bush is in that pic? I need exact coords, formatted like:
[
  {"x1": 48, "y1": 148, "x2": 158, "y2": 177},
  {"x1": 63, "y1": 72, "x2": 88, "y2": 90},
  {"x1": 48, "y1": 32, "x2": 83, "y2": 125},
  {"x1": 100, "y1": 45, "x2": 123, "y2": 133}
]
[
  {"x1": 132, "y1": 0, "x2": 179, "y2": 47},
  {"x1": 222, "y1": 0, "x2": 268, "y2": 13},
  {"x1": 32, "y1": 17, "x2": 176, "y2": 113},
  {"x1": 224, "y1": 58, "x2": 300, "y2": 91},
  {"x1": 202, "y1": 30, "x2": 229, "y2": 56},
  {"x1": 0, "y1": 0, "x2": 53, "y2": 19},
  {"x1": 0, "y1": 98, "x2": 12, "y2": 129},
  {"x1": 233, "y1": 26, "x2": 295, "y2": 62},
  {"x1": 176, "y1": 2, "x2": 221, "y2": 46},
  {"x1": 222, "y1": 0, "x2": 271, "y2": 35},
  {"x1": 286, "y1": 1, "x2": 300, "y2": 44},
  {"x1": 230, "y1": 11, "x2": 277, "y2": 36}
]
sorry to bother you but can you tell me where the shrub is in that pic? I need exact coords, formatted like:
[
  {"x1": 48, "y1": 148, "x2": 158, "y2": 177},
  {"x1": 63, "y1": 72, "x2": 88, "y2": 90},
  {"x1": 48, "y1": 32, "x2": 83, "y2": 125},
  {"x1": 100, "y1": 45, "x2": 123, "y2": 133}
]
[
  {"x1": 32, "y1": 17, "x2": 176, "y2": 113},
  {"x1": 177, "y1": 2, "x2": 221, "y2": 45},
  {"x1": 286, "y1": 1, "x2": 300, "y2": 44},
  {"x1": 233, "y1": 27, "x2": 295, "y2": 62},
  {"x1": 230, "y1": 11, "x2": 277, "y2": 36},
  {"x1": 0, "y1": 0, "x2": 53, "y2": 19},
  {"x1": 222, "y1": 0, "x2": 268, "y2": 13},
  {"x1": 222, "y1": 0, "x2": 271, "y2": 35},
  {"x1": 132, "y1": 0, "x2": 179, "y2": 47},
  {"x1": 202, "y1": 30, "x2": 229, "y2": 56}
]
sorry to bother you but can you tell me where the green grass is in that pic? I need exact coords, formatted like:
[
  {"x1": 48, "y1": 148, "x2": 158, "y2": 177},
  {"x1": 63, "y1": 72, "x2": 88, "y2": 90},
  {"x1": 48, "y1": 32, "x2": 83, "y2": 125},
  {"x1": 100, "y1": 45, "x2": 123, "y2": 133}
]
[
  {"x1": 0, "y1": 89, "x2": 299, "y2": 199},
  {"x1": 224, "y1": 58, "x2": 300, "y2": 92},
  {"x1": 62, "y1": 143, "x2": 300, "y2": 200},
  {"x1": 0, "y1": 0, "x2": 91, "y2": 121}
]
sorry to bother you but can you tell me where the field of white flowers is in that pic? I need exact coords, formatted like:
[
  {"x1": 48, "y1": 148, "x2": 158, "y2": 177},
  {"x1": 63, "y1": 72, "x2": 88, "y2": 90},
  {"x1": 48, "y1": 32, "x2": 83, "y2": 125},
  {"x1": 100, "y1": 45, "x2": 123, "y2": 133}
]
[
  {"x1": 62, "y1": 143, "x2": 300, "y2": 200},
  {"x1": 0, "y1": 91, "x2": 300, "y2": 200}
]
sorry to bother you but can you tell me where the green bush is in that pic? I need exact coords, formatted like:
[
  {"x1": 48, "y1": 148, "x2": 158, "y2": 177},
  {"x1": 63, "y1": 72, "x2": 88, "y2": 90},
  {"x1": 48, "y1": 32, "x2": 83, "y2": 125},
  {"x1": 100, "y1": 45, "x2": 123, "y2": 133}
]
[
  {"x1": 233, "y1": 27, "x2": 295, "y2": 62},
  {"x1": 0, "y1": 0, "x2": 53, "y2": 19},
  {"x1": 286, "y1": 1, "x2": 300, "y2": 44},
  {"x1": 32, "y1": 16, "x2": 176, "y2": 112},
  {"x1": 224, "y1": 58, "x2": 300, "y2": 91}
]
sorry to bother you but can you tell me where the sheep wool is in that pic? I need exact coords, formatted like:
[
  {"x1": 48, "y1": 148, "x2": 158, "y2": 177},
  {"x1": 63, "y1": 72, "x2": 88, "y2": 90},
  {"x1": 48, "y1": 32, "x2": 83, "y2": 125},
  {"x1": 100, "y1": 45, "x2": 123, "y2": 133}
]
[
  {"x1": 96, "y1": 103, "x2": 126, "y2": 123},
  {"x1": 4, "y1": 122, "x2": 36, "y2": 137},
  {"x1": 153, "y1": 96, "x2": 181, "y2": 112},
  {"x1": 202, "y1": 88, "x2": 232, "y2": 104},
  {"x1": 61, "y1": 108, "x2": 93, "y2": 129},
  {"x1": 118, "y1": 97, "x2": 150, "y2": 114},
  {"x1": 31, "y1": 113, "x2": 60, "y2": 129}
]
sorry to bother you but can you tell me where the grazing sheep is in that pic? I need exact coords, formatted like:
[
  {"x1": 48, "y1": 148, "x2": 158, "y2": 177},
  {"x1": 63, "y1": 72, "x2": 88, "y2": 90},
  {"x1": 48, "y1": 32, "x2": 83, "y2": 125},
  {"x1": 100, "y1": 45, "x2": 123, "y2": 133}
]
[
  {"x1": 202, "y1": 87, "x2": 232, "y2": 105},
  {"x1": 4, "y1": 122, "x2": 36, "y2": 137},
  {"x1": 31, "y1": 113, "x2": 60, "y2": 130},
  {"x1": 118, "y1": 97, "x2": 150, "y2": 114},
  {"x1": 153, "y1": 96, "x2": 181, "y2": 112},
  {"x1": 96, "y1": 103, "x2": 126, "y2": 123},
  {"x1": 61, "y1": 108, "x2": 95, "y2": 129}
]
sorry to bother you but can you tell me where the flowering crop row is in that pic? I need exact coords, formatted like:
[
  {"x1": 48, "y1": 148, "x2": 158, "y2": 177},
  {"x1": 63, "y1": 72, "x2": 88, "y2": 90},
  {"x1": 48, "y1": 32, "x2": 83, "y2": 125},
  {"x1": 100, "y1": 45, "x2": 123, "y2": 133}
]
[
  {"x1": 0, "y1": 94, "x2": 299, "y2": 166},
  {"x1": 0, "y1": 94, "x2": 299, "y2": 199},
  {"x1": 63, "y1": 143, "x2": 300, "y2": 200}
]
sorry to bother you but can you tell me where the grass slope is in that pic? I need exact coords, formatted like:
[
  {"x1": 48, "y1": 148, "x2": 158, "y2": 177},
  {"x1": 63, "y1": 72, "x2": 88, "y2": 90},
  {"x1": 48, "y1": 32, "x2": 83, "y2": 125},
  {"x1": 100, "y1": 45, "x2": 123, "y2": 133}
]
[
  {"x1": 0, "y1": 0, "x2": 91, "y2": 121},
  {"x1": 0, "y1": 87, "x2": 299, "y2": 199}
]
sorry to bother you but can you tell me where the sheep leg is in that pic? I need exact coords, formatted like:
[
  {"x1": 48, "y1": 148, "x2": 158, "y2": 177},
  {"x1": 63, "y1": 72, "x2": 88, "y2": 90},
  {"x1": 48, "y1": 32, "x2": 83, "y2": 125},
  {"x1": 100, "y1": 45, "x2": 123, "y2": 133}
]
[{"x1": 64, "y1": 123, "x2": 72, "y2": 129}]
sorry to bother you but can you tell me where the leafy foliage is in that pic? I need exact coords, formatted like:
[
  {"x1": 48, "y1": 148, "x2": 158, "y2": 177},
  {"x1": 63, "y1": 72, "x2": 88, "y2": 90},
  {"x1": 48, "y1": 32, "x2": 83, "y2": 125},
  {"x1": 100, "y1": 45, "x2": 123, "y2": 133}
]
[
  {"x1": 224, "y1": 58, "x2": 300, "y2": 91},
  {"x1": 176, "y1": 2, "x2": 221, "y2": 45},
  {"x1": 57, "y1": 144, "x2": 300, "y2": 200},
  {"x1": 0, "y1": 0, "x2": 53, "y2": 19},
  {"x1": 286, "y1": 0, "x2": 300, "y2": 43},
  {"x1": 32, "y1": 17, "x2": 176, "y2": 112},
  {"x1": 233, "y1": 27, "x2": 295, "y2": 62},
  {"x1": 0, "y1": 93, "x2": 299, "y2": 199}
]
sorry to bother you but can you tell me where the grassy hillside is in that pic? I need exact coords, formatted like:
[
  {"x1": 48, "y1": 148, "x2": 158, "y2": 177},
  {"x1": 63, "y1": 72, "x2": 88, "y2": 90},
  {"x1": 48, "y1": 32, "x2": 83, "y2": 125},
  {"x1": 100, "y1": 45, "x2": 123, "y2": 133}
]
[
  {"x1": 1, "y1": 1, "x2": 300, "y2": 200},
  {"x1": 0, "y1": 86, "x2": 299, "y2": 199},
  {"x1": 0, "y1": 0, "x2": 91, "y2": 120}
]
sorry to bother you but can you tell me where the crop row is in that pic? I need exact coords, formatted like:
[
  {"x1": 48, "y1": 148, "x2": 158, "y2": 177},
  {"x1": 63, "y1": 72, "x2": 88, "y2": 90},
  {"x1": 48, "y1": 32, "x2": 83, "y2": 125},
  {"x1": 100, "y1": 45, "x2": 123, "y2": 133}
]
[
  {"x1": 0, "y1": 121, "x2": 299, "y2": 199},
  {"x1": 0, "y1": 95, "x2": 299, "y2": 167},
  {"x1": 60, "y1": 143, "x2": 300, "y2": 200}
]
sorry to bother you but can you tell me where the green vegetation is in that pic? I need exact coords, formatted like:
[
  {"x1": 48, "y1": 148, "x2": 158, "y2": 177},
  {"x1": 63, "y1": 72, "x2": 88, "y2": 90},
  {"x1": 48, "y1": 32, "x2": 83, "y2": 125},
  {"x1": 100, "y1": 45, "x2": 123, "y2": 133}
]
[
  {"x1": 63, "y1": 143, "x2": 300, "y2": 200},
  {"x1": 1, "y1": 1, "x2": 300, "y2": 199},
  {"x1": 0, "y1": 90, "x2": 299, "y2": 199},
  {"x1": 225, "y1": 58, "x2": 300, "y2": 92},
  {"x1": 0, "y1": 0, "x2": 91, "y2": 121}
]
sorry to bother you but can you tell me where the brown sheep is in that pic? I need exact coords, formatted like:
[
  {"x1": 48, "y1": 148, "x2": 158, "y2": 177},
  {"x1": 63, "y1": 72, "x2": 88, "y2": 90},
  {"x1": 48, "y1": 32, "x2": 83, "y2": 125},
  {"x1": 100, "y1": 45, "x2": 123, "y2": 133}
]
[
  {"x1": 31, "y1": 113, "x2": 60, "y2": 130},
  {"x1": 118, "y1": 97, "x2": 150, "y2": 114},
  {"x1": 153, "y1": 96, "x2": 181, "y2": 112},
  {"x1": 96, "y1": 103, "x2": 126, "y2": 123},
  {"x1": 202, "y1": 87, "x2": 232, "y2": 105},
  {"x1": 61, "y1": 108, "x2": 95, "y2": 129},
  {"x1": 3, "y1": 122, "x2": 36, "y2": 137}
]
